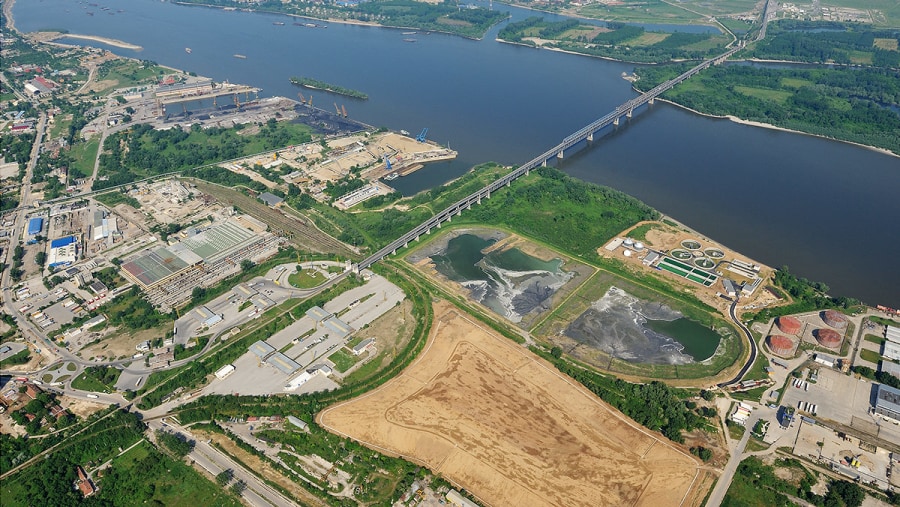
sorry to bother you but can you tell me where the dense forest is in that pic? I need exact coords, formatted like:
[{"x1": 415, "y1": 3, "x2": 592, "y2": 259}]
[
  {"x1": 635, "y1": 64, "x2": 900, "y2": 154},
  {"x1": 750, "y1": 20, "x2": 900, "y2": 67},
  {"x1": 95, "y1": 121, "x2": 312, "y2": 190}
]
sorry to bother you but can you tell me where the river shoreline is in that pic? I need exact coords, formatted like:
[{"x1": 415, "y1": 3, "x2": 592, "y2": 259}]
[
  {"x1": 645, "y1": 95, "x2": 899, "y2": 159},
  {"x1": 35, "y1": 32, "x2": 144, "y2": 51}
]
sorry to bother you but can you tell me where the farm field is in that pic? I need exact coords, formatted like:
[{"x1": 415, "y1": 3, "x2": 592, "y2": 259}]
[{"x1": 319, "y1": 302, "x2": 705, "y2": 507}]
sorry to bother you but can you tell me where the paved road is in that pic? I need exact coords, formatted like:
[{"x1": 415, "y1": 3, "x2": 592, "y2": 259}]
[
  {"x1": 717, "y1": 300, "x2": 758, "y2": 388},
  {"x1": 148, "y1": 419, "x2": 297, "y2": 507},
  {"x1": 706, "y1": 414, "x2": 756, "y2": 507}
]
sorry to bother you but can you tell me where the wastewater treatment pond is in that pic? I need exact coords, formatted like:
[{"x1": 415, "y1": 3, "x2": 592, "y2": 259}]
[
  {"x1": 406, "y1": 230, "x2": 592, "y2": 327},
  {"x1": 565, "y1": 286, "x2": 721, "y2": 365}
]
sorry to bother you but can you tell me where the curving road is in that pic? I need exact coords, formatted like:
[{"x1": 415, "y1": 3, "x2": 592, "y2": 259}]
[{"x1": 717, "y1": 299, "x2": 758, "y2": 388}]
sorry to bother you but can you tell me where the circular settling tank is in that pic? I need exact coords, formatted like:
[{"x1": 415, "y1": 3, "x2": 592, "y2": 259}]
[
  {"x1": 681, "y1": 239, "x2": 701, "y2": 250},
  {"x1": 672, "y1": 249, "x2": 692, "y2": 259},
  {"x1": 814, "y1": 328, "x2": 842, "y2": 348},
  {"x1": 705, "y1": 248, "x2": 724, "y2": 258},
  {"x1": 822, "y1": 309, "x2": 849, "y2": 329},
  {"x1": 776, "y1": 316, "x2": 802, "y2": 336},
  {"x1": 766, "y1": 334, "x2": 796, "y2": 357},
  {"x1": 694, "y1": 258, "x2": 715, "y2": 269}
]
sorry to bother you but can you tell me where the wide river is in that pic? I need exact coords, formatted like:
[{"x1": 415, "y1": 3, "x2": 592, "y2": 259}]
[{"x1": 13, "y1": 0, "x2": 900, "y2": 307}]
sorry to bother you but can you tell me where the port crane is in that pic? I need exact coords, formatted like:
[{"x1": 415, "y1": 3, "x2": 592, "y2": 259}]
[
  {"x1": 297, "y1": 92, "x2": 306, "y2": 104},
  {"x1": 416, "y1": 128, "x2": 428, "y2": 142},
  {"x1": 384, "y1": 154, "x2": 392, "y2": 170}
]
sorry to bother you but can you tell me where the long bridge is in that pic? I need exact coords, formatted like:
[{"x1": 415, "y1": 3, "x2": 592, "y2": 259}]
[
  {"x1": 356, "y1": 43, "x2": 745, "y2": 272},
  {"x1": 357, "y1": 0, "x2": 780, "y2": 272}
]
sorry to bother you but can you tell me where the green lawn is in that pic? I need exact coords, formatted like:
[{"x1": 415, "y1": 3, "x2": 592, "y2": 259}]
[
  {"x1": 288, "y1": 269, "x2": 326, "y2": 289},
  {"x1": 860, "y1": 348, "x2": 883, "y2": 363},
  {"x1": 95, "y1": 191, "x2": 141, "y2": 209},
  {"x1": 865, "y1": 334, "x2": 886, "y2": 346},
  {"x1": 781, "y1": 77, "x2": 814, "y2": 88},
  {"x1": 734, "y1": 86, "x2": 793, "y2": 104},
  {"x1": 328, "y1": 348, "x2": 361, "y2": 373},
  {"x1": 71, "y1": 371, "x2": 113, "y2": 393},
  {"x1": 68, "y1": 138, "x2": 99, "y2": 180},
  {"x1": 107, "y1": 440, "x2": 242, "y2": 507}
]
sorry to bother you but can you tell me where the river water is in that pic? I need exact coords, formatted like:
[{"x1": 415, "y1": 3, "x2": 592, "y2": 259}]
[{"x1": 13, "y1": 0, "x2": 900, "y2": 307}]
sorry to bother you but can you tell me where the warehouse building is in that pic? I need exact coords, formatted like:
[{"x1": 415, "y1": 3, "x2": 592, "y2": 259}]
[
  {"x1": 265, "y1": 352, "x2": 301, "y2": 375},
  {"x1": 880, "y1": 360, "x2": 900, "y2": 379},
  {"x1": 27, "y1": 217, "x2": 43, "y2": 237},
  {"x1": 323, "y1": 316, "x2": 353, "y2": 339},
  {"x1": 47, "y1": 236, "x2": 78, "y2": 269},
  {"x1": 875, "y1": 384, "x2": 900, "y2": 423},
  {"x1": 352, "y1": 338, "x2": 375, "y2": 356},
  {"x1": 884, "y1": 341, "x2": 900, "y2": 362},
  {"x1": 249, "y1": 340, "x2": 275, "y2": 359},
  {"x1": 885, "y1": 326, "x2": 900, "y2": 345},
  {"x1": 306, "y1": 306, "x2": 332, "y2": 323}
]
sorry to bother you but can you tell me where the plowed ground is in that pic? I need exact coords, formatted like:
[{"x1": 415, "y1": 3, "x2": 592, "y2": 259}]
[{"x1": 319, "y1": 301, "x2": 705, "y2": 507}]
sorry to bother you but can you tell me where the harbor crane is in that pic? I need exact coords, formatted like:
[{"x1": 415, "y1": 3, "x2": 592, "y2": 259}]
[
  {"x1": 416, "y1": 128, "x2": 428, "y2": 142},
  {"x1": 384, "y1": 154, "x2": 392, "y2": 170},
  {"x1": 297, "y1": 92, "x2": 306, "y2": 103}
]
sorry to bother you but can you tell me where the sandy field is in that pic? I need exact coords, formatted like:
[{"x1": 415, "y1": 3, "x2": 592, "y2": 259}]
[{"x1": 319, "y1": 302, "x2": 705, "y2": 507}]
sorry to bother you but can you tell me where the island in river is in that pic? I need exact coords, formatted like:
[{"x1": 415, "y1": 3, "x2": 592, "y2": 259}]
[{"x1": 290, "y1": 77, "x2": 368, "y2": 100}]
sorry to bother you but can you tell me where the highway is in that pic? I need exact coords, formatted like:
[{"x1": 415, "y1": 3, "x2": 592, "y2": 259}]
[{"x1": 705, "y1": 413, "x2": 757, "y2": 507}]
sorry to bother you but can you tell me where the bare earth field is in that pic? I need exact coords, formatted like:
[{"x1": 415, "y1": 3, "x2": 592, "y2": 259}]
[{"x1": 319, "y1": 301, "x2": 705, "y2": 507}]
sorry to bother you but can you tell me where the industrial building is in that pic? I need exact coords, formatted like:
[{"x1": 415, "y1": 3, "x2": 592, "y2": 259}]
[
  {"x1": 47, "y1": 236, "x2": 78, "y2": 269},
  {"x1": 814, "y1": 353, "x2": 837, "y2": 368},
  {"x1": 121, "y1": 219, "x2": 263, "y2": 290},
  {"x1": 287, "y1": 415, "x2": 309, "y2": 432},
  {"x1": 880, "y1": 360, "x2": 900, "y2": 379},
  {"x1": 885, "y1": 326, "x2": 900, "y2": 345},
  {"x1": 446, "y1": 490, "x2": 479, "y2": 507},
  {"x1": 215, "y1": 364, "x2": 236, "y2": 380},
  {"x1": 26, "y1": 217, "x2": 43, "y2": 237},
  {"x1": 883, "y1": 341, "x2": 900, "y2": 362},
  {"x1": 265, "y1": 352, "x2": 301, "y2": 375},
  {"x1": 352, "y1": 338, "x2": 375, "y2": 356},
  {"x1": 306, "y1": 306, "x2": 332, "y2": 322},
  {"x1": 875, "y1": 384, "x2": 900, "y2": 422},
  {"x1": 249, "y1": 340, "x2": 275, "y2": 359},
  {"x1": 323, "y1": 316, "x2": 353, "y2": 339},
  {"x1": 730, "y1": 401, "x2": 753, "y2": 426},
  {"x1": 258, "y1": 192, "x2": 284, "y2": 207},
  {"x1": 91, "y1": 211, "x2": 116, "y2": 240}
]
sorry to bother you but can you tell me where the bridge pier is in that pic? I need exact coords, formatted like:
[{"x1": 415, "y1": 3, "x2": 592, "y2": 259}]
[
  {"x1": 649, "y1": 98, "x2": 655, "y2": 105},
  {"x1": 486, "y1": 191, "x2": 491, "y2": 199},
  {"x1": 506, "y1": 180, "x2": 510, "y2": 188},
  {"x1": 613, "y1": 117, "x2": 619, "y2": 126},
  {"x1": 557, "y1": 150, "x2": 564, "y2": 160},
  {"x1": 404, "y1": 242, "x2": 408, "y2": 248},
  {"x1": 436, "y1": 221, "x2": 441, "y2": 228},
  {"x1": 477, "y1": 197, "x2": 481, "y2": 205},
  {"x1": 525, "y1": 168, "x2": 529, "y2": 176},
  {"x1": 541, "y1": 159, "x2": 547, "y2": 167},
  {"x1": 426, "y1": 228, "x2": 431, "y2": 235},
  {"x1": 415, "y1": 235, "x2": 419, "y2": 242},
  {"x1": 466, "y1": 202, "x2": 471, "y2": 210},
  {"x1": 392, "y1": 249, "x2": 396, "y2": 256},
  {"x1": 446, "y1": 215, "x2": 451, "y2": 223},
  {"x1": 626, "y1": 108, "x2": 633, "y2": 119},
  {"x1": 456, "y1": 208, "x2": 462, "y2": 216},
  {"x1": 587, "y1": 131, "x2": 593, "y2": 142}
]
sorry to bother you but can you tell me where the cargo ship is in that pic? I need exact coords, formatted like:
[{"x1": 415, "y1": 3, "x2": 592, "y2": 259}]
[
  {"x1": 185, "y1": 47, "x2": 192, "y2": 54},
  {"x1": 233, "y1": 54, "x2": 247, "y2": 59}
]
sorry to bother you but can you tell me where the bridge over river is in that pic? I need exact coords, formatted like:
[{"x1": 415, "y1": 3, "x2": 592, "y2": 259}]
[
  {"x1": 358, "y1": 0, "x2": 776, "y2": 273},
  {"x1": 357, "y1": 43, "x2": 745, "y2": 272}
]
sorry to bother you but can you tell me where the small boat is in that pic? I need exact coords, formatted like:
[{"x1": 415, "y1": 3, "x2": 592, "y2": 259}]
[
  {"x1": 273, "y1": 21, "x2": 285, "y2": 26},
  {"x1": 400, "y1": 130, "x2": 410, "y2": 136},
  {"x1": 185, "y1": 47, "x2": 192, "y2": 54},
  {"x1": 403, "y1": 38, "x2": 417, "y2": 43},
  {"x1": 233, "y1": 54, "x2": 247, "y2": 59},
  {"x1": 385, "y1": 173, "x2": 399, "y2": 181},
  {"x1": 402, "y1": 31, "x2": 416, "y2": 35}
]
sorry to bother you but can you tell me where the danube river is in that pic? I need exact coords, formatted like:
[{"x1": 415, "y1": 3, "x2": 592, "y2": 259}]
[{"x1": 13, "y1": 0, "x2": 900, "y2": 307}]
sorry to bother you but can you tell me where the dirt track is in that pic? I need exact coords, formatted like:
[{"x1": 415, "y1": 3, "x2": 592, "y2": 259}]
[{"x1": 319, "y1": 301, "x2": 705, "y2": 507}]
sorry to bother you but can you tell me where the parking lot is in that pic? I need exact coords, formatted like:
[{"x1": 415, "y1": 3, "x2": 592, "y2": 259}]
[{"x1": 782, "y1": 367, "x2": 873, "y2": 425}]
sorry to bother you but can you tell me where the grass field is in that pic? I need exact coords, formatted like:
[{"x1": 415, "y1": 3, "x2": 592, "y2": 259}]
[
  {"x1": 860, "y1": 348, "x2": 883, "y2": 363},
  {"x1": 288, "y1": 269, "x2": 326, "y2": 288},
  {"x1": 71, "y1": 370, "x2": 118, "y2": 393},
  {"x1": 68, "y1": 138, "x2": 99, "y2": 180},
  {"x1": 865, "y1": 334, "x2": 886, "y2": 346},
  {"x1": 578, "y1": 2, "x2": 703, "y2": 24},
  {"x1": 821, "y1": 0, "x2": 900, "y2": 26},
  {"x1": 734, "y1": 84, "x2": 795, "y2": 104},
  {"x1": 328, "y1": 348, "x2": 361, "y2": 373},
  {"x1": 110, "y1": 440, "x2": 242, "y2": 507}
]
